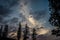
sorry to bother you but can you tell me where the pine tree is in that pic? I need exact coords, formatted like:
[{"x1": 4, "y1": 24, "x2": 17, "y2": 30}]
[
  {"x1": 2, "y1": 25, "x2": 8, "y2": 38},
  {"x1": 49, "y1": 0, "x2": 60, "y2": 27},
  {"x1": 17, "y1": 22, "x2": 21, "y2": 40},
  {"x1": 32, "y1": 28, "x2": 36, "y2": 40},
  {"x1": 0, "y1": 25, "x2": 3, "y2": 37},
  {"x1": 23, "y1": 24, "x2": 29, "y2": 40},
  {"x1": 49, "y1": 0, "x2": 60, "y2": 36}
]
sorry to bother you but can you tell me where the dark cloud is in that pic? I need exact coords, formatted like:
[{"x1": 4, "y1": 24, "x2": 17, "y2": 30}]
[
  {"x1": 30, "y1": 10, "x2": 47, "y2": 20},
  {"x1": 0, "y1": 5, "x2": 10, "y2": 16},
  {"x1": 31, "y1": 0, "x2": 48, "y2": 2},
  {"x1": 0, "y1": 0, "x2": 20, "y2": 24},
  {"x1": 10, "y1": 17, "x2": 18, "y2": 23},
  {"x1": 2, "y1": 17, "x2": 18, "y2": 24},
  {"x1": 0, "y1": 15, "x2": 3, "y2": 23},
  {"x1": 0, "y1": 0, "x2": 19, "y2": 16},
  {"x1": 2, "y1": 13, "x2": 26, "y2": 24},
  {"x1": 19, "y1": 13, "x2": 26, "y2": 22}
]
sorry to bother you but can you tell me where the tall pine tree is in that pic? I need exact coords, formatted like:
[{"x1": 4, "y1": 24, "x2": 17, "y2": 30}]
[
  {"x1": 32, "y1": 28, "x2": 36, "y2": 40},
  {"x1": 49, "y1": 0, "x2": 60, "y2": 36},
  {"x1": 23, "y1": 24, "x2": 29, "y2": 40},
  {"x1": 2, "y1": 25, "x2": 8, "y2": 38},
  {"x1": 17, "y1": 22, "x2": 21, "y2": 40},
  {"x1": 0, "y1": 25, "x2": 3, "y2": 37}
]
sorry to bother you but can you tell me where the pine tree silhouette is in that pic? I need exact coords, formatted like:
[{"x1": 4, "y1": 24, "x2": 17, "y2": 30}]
[
  {"x1": 23, "y1": 24, "x2": 29, "y2": 40},
  {"x1": 32, "y1": 28, "x2": 36, "y2": 40},
  {"x1": 49, "y1": 0, "x2": 60, "y2": 27},
  {"x1": 2, "y1": 25, "x2": 8, "y2": 38},
  {"x1": 17, "y1": 22, "x2": 21, "y2": 40},
  {"x1": 49, "y1": 0, "x2": 60, "y2": 36},
  {"x1": 0, "y1": 25, "x2": 3, "y2": 37}
]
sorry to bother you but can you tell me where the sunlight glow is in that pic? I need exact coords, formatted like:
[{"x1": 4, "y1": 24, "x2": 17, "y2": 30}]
[
  {"x1": 36, "y1": 28, "x2": 50, "y2": 35},
  {"x1": 28, "y1": 15, "x2": 37, "y2": 26}
]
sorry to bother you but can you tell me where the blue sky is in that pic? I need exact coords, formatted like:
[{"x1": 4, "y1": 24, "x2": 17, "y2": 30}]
[{"x1": 31, "y1": 0, "x2": 49, "y2": 11}]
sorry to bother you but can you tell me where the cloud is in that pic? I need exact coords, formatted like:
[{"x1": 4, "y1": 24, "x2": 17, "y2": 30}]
[
  {"x1": 0, "y1": 0, "x2": 20, "y2": 24},
  {"x1": 30, "y1": 10, "x2": 47, "y2": 20},
  {"x1": 36, "y1": 28, "x2": 50, "y2": 35},
  {"x1": 0, "y1": 0, "x2": 19, "y2": 16}
]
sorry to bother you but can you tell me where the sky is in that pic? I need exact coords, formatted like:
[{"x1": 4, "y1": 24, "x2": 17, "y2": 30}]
[
  {"x1": 0, "y1": 0, "x2": 53, "y2": 29},
  {"x1": 31, "y1": 0, "x2": 49, "y2": 11}
]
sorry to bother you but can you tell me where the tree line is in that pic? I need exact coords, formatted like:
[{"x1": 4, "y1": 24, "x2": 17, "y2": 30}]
[{"x1": 0, "y1": 22, "x2": 37, "y2": 40}]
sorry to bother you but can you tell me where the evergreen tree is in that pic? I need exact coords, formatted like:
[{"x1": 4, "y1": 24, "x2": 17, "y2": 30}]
[
  {"x1": 23, "y1": 24, "x2": 29, "y2": 40},
  {"x1": 49, "y1": 0, "x2": 60, "y2": 36},
  {"x1": 17, "y1": 22, "x2": 21, "y2": 40},
  {"x1": 32, "y1": 28, "x2": 36, "y2": 40},
  {"x1": 0, "y1": 25, "x2": 3, "y2": 37},
  {"x1": 2, "y1": 25, "x2": 8, "y2": 38},
  {"x1": 49, "y1": 0, "x2": 60, "y2": 27}
]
